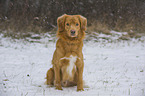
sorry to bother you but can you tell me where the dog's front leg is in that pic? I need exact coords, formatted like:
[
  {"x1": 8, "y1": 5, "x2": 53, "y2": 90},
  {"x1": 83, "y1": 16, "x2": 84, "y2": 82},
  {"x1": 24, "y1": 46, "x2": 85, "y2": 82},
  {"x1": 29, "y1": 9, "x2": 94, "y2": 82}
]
[
  {"x1": 54, "y1": 65, "x2": 62, "y2": 90},
  {"x1": 76, "y1": 59, "x2": 84, "y2": 91}
]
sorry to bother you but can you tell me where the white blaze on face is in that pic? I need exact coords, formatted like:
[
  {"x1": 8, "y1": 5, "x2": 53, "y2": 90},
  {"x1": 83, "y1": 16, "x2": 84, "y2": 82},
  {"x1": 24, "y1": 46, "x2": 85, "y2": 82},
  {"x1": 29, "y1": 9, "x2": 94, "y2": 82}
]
[{"x1": 60, "y1": 55, "x2": 77, "y2": 77}]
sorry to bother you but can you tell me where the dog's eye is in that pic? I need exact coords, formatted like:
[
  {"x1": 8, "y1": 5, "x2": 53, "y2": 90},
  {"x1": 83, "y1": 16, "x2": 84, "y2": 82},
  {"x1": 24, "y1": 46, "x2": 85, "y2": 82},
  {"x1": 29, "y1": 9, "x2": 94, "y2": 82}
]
[
  {"x1": 76, "y1": 23, "x2": 79, "y2": 26},
  {"x1": 66, "y1": 23, "x2": 69, "y2": 26}
]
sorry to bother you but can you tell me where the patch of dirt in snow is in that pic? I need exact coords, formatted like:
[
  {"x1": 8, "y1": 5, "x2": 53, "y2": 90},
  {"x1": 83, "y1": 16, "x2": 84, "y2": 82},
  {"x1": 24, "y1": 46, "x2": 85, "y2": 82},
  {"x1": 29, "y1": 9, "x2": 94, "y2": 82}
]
[{"x1": 0, "y1": 33, "x2": 145, "y2": 96}]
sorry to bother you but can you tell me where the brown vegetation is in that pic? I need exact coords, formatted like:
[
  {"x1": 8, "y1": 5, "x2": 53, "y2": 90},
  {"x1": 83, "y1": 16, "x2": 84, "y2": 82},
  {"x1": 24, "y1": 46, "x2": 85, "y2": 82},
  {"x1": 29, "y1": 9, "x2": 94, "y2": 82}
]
[{"x1": 0, "y1": 0, "x2": 144, "y2": 37}]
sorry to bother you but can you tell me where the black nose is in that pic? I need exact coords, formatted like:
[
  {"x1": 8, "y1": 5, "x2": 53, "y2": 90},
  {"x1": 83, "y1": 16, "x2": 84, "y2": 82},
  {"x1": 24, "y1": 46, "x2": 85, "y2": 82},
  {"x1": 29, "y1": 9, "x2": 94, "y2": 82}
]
[{"x1": 71, "y1": 30, "x2": 75, "y2": 35}]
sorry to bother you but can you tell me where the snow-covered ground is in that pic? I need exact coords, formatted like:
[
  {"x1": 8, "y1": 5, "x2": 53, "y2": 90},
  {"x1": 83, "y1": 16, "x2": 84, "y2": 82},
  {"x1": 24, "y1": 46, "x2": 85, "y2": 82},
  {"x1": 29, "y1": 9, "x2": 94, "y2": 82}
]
[{"x1": 0, "y1": 33, "x2": 145, "y2": 96}]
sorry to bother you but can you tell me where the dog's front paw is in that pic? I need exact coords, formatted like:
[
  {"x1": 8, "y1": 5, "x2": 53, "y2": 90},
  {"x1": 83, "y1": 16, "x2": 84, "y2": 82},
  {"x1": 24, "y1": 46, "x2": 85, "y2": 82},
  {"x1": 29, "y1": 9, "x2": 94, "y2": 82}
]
[
  {"x1": 77, "y1": 84, "x2": 84, "y2": 91},
  {"x1": 77, "y1": 82, "x2": 84, "y2": 91},
  {"x1": 54, "y1": 80, "x2": 63, "y2": 90},
  {"x1": 77, "y1": 88, "x2": 84, "y2": 91},
  {"x1": 56, "y1": 86, "x2": 63, "y2": 90}
]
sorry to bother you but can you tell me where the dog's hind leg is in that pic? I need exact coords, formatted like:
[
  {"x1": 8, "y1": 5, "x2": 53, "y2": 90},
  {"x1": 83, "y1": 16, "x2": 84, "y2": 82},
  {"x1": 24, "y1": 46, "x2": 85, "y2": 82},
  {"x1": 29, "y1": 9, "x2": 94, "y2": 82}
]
[{"x1": 45, "y1": 68, "x2": 54, "y2": 86}]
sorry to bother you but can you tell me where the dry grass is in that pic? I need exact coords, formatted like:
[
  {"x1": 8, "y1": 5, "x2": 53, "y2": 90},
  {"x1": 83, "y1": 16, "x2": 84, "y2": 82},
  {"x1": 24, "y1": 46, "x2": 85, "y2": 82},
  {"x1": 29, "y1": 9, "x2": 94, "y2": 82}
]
[
  {"x1": 0, "y1": 18, "x2": 144, "y2": 40},
  {"x1": 87, "y1": 21, "x2": 111, "y2": 35},
  {"x1": 114, "y1": 20, "x2": 135, "y2": 32}
]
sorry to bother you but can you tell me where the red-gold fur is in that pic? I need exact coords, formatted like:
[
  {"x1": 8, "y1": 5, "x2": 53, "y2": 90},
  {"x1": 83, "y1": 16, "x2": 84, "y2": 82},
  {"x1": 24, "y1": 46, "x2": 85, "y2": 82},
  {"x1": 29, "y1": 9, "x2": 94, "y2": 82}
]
[{"x1": 46, "y1": 14, "x2": 87, "y2": 91}]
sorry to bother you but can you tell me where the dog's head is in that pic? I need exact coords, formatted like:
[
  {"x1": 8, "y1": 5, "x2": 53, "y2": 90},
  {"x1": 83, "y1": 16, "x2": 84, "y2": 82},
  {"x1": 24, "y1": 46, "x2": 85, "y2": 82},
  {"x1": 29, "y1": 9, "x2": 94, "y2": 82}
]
[{"x1": 57, "y1": 14, "x2": 87, "y2": 39}]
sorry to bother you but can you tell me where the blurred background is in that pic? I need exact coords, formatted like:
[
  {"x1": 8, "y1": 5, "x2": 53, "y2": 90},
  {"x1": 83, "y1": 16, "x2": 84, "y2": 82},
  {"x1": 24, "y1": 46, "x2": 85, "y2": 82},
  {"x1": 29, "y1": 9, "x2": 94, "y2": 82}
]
[{"x1": 0, "y1": 0, "x2": 145, "y2": 39}]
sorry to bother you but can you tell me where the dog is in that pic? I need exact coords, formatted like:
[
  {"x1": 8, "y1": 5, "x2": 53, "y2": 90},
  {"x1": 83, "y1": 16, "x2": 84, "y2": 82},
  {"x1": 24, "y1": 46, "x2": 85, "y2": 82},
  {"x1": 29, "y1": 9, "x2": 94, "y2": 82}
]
[{"x1": 46, "y1": 14, "x2": 87, "y2": 91}]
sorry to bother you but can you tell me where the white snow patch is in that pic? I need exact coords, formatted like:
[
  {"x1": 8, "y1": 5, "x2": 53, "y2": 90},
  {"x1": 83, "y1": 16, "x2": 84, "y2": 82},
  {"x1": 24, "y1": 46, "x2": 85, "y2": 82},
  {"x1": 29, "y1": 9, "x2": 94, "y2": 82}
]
[{"x1": 0, "y1": 33, "x2": 145, "y2": 96}]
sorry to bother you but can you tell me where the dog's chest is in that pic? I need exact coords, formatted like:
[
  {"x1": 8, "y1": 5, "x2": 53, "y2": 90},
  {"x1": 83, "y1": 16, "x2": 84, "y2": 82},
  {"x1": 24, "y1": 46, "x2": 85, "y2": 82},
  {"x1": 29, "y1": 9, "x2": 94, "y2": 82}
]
[
  {"x1": 64, "y1": 44, "x2": 78, "y2": 52},
  {"x1": 61, "y1": 55, "x2": 77, "y2": 76}
]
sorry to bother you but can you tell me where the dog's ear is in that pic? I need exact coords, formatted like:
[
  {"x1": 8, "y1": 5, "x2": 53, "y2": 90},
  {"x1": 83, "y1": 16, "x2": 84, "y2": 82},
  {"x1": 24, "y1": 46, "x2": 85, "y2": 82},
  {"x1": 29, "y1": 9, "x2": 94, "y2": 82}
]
[
  {"x1": 57, "y1": 14, "x2": 67, "y2": 32},
  {"x1": 77, "y1": 15, "x2": 87, "y2": 31}
]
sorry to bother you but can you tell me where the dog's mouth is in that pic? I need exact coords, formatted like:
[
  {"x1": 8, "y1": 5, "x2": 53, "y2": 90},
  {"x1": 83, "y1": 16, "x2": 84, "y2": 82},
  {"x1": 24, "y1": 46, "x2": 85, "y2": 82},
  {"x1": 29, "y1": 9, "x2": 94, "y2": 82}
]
[{"x1": 70, "y1": 34, "x2": 77, "y2": 37}]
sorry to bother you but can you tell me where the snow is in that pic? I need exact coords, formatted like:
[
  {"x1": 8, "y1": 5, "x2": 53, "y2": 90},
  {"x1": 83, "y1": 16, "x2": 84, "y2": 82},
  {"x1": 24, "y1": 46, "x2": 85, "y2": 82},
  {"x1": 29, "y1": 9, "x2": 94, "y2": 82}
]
[{"x1": 0, "y1": 33, "x2": 145, "y2": 96}]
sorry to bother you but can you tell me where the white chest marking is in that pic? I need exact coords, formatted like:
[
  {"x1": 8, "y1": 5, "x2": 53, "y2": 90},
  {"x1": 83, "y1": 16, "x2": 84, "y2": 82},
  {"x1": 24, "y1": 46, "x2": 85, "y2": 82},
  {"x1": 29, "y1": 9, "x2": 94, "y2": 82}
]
[
  {"x1": 60, "y1": 55, "x2": 77, "y2": 76},
  {"x1": 67, "y1": 55, "x2": 77, "y2": 76}
]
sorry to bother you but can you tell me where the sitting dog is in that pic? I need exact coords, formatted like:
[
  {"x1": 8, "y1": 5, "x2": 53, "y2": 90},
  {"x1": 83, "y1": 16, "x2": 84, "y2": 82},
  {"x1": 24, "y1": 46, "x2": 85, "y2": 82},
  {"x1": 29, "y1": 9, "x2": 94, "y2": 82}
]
[{"x1": 46, "y1": 14, "x2": 87, "y2": 91}]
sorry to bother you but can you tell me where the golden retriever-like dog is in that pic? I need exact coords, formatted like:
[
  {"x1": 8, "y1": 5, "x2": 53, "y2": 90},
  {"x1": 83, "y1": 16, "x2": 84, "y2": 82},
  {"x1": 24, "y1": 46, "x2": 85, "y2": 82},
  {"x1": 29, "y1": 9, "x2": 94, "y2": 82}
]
[{"x1": 46, "y1": 14, "x2": 87, "y2": 91}]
